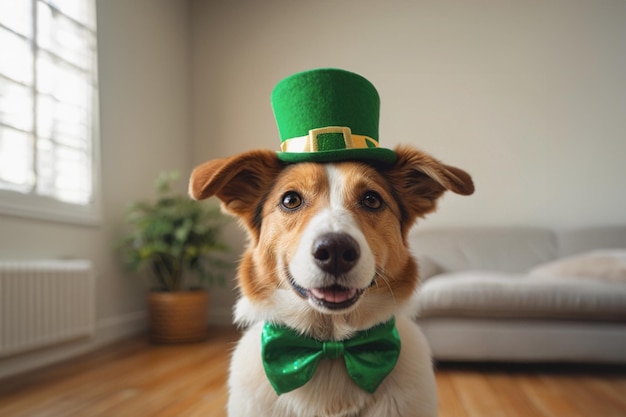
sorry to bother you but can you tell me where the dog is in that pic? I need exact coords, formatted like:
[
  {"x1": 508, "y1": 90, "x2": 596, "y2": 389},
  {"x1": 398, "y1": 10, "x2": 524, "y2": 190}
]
[{"x1": 189, "y1": 145, "x2": 474, "y2": 417}]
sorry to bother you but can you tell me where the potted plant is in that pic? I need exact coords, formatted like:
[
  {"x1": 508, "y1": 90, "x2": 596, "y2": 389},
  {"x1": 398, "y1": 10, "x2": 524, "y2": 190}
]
[{"x1": 119, "y1": 171, "x2": 229, "y2": 343}]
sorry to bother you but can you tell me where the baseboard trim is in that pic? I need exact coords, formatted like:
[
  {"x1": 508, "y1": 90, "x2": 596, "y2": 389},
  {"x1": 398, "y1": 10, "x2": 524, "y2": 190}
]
[
  {"x1": 96, "y1": 310, "x2": 148, "y2": 341},
  {"x1": 0, "y1": 311, "x2": 148, "y2": 379}
]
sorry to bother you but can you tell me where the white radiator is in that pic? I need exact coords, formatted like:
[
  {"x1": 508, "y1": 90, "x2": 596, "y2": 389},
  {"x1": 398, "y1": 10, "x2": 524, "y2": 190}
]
[{"x1": 0, "y1": 260, "x2": 95, "y2": 357}]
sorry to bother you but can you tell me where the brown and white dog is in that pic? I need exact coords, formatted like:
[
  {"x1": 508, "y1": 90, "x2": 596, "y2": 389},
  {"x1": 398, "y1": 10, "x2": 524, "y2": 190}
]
[{"x1": 189, "y1": 145, "x2": 474, "y2": 417}]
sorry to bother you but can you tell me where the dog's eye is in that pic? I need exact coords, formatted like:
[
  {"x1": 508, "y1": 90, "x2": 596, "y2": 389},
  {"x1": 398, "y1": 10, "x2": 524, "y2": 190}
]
[
  {"x1": 281, "y1": 192, "x2": 303, "y2": 210},
  {"x1": 362, "y1": 191, "x2": 383, "y2": 210}
]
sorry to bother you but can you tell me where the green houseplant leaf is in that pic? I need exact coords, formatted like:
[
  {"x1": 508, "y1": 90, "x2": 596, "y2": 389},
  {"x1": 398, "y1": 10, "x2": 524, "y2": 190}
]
[{"x1": 119, "y1": 171, "x2": 230, "y2": 291}]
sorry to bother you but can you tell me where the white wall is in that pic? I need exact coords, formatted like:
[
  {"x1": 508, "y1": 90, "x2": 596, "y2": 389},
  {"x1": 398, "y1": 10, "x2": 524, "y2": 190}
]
[
  {"x1": 0, "y1": 0, "x2": 191, "y2": 378},
  {"x1": 190, "y1": 0, "x2": 626, "y2": 230}
]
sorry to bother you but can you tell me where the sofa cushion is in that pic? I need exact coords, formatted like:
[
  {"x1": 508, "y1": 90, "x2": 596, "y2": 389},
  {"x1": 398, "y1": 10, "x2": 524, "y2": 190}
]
[
  {"x1": 529, "y1": 250, "x2": 626, "y2": 282},
  {"x1": 417, "y1": 256, "x2": 443, "y2": 280},
  {"x1": 558, "y1": 226, "x2": 626, "y2": 257},
  {"x1": 410, "y1": 227, "x2": 558, "y2": 274},
  {"x1": 416, "y1": 271, "x2": 626, "y2": 321}
]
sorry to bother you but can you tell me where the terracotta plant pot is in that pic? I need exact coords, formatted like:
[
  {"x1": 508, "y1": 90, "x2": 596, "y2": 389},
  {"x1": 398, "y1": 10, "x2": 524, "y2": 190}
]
[{"x1": 147, "y1": 290, "x2": 209, "y2": 343}]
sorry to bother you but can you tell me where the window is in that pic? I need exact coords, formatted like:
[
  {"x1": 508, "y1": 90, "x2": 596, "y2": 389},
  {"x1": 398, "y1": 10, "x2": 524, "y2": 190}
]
[{"x1": 0, "y1": 0, "x2": 99, "y2": 224}]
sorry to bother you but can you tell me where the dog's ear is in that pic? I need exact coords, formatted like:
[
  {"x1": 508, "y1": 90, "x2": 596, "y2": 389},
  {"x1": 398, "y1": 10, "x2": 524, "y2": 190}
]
[
  {"x1": 189, "y1": 149, "x2": 284, "y2": 226},
  {"x1": 386, "y1": 145, "x2": 474, "y2": 226}
]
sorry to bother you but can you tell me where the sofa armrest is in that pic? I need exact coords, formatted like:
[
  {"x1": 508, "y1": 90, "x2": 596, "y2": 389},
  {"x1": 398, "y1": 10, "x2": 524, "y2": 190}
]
[{"x1": 417, "y1": 256, "x2": 442, "y2": 281}]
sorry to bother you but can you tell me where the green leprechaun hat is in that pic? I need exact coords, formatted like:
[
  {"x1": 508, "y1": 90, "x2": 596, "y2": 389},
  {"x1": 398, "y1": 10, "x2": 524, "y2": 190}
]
[{"x1": 272, "y1": 68, "x2": 397, "y2": 164}]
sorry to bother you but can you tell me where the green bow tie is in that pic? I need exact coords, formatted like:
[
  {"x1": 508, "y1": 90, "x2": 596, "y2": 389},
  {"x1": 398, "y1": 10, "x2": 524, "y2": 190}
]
[{"x1": 261, "y1": 318, "x2": 401, "y2": 395}]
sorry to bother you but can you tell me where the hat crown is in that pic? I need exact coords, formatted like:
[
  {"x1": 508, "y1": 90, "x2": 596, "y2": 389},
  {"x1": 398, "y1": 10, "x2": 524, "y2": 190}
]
[
  {"x1": 271, "y1": 68, "x2": 396, "y2": 164},
  {"x1": 272, "y1": 68, "x2": 379, "y2": 143}
]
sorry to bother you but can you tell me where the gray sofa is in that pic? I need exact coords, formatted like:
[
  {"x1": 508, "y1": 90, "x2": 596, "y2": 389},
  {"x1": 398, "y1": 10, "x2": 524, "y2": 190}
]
[{"x1": 409, "y1": 226, "x2": 626, "y2": 363}]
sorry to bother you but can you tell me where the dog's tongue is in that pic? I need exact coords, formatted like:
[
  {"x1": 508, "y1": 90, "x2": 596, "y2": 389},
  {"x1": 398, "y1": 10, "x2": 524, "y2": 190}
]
[{"x1": 310, "y1": 286, "x2": 357, "y2": 303}]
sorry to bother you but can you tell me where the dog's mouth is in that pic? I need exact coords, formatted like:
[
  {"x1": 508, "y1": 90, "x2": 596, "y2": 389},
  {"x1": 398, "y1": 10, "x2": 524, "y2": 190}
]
[{"x1": 288, "y1": 277, "x2": 365, "y2": 311}]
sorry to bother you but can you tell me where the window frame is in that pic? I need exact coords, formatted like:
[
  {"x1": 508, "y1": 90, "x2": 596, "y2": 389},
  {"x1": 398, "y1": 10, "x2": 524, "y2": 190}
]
[{"x1": 0, "y1": 0, "x2": 101, "y2": 226}]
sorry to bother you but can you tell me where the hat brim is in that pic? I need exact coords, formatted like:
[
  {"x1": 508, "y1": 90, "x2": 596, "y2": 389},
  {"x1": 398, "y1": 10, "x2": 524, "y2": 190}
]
[{"x1": 277, "y1": 147, "x2": 397, "y2": 165}]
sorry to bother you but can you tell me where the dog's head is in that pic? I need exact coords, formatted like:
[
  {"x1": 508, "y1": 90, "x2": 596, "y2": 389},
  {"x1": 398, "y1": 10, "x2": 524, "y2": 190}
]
[{"x1": 190, "y1": 146, "x2": 473, "y2": 336}]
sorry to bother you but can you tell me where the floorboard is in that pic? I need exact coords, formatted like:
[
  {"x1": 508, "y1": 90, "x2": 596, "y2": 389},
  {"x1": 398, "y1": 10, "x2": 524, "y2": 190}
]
[{"x1": 1, "y1": 327, "x2": 625, "y2": 417}]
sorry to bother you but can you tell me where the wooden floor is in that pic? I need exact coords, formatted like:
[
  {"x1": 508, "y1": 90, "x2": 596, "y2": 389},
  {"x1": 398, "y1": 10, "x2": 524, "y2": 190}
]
[{"x1": 1, "y1": 326, "x2": 626, "y2": 417}]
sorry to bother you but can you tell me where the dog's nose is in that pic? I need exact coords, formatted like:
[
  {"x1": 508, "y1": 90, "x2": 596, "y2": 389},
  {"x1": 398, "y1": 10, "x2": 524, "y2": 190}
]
[{"x1": 312, "y1": 233, "x2": 360, "y2": 276}]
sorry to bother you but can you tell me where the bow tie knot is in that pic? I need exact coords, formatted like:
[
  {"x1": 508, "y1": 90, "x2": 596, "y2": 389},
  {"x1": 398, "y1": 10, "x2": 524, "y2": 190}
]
[
  {"x1": 322, "y1": 340, "x2": 344, "y2": 359},
  {"x1": 261, "y1": 318, "x2": 401, "y2": 395}
]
